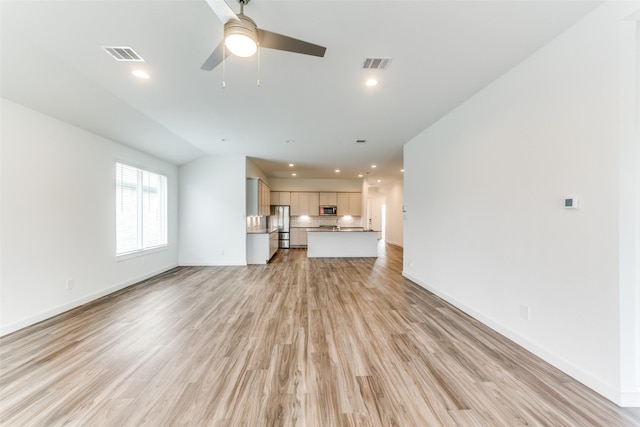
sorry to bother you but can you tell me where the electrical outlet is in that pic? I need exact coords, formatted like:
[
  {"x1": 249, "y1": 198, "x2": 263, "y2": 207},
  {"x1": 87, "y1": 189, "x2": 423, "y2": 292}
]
[
  {"x1": 66, "y1": 279, "x2": 74, "y2": 290},
  {"x1": 520, "y1": 304, "x2": 530, "y2": 320}
]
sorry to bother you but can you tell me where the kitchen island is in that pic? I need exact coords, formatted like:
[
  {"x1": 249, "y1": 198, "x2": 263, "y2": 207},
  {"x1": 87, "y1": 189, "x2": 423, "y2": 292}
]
[{"x1": 307, "y1": 228, "x2": 378, "y2": 258}]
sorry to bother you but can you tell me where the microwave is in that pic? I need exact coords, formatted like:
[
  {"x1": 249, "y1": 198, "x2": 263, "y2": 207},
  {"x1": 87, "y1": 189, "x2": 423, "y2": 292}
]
[{"x1": 319, "y1": 206, "x2": 337, "y2": 216}]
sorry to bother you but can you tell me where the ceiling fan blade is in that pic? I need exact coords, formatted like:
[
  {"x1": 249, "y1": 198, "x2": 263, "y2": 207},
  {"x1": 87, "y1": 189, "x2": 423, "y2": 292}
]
[
  {"x1": 204, "y1": 0, "x2": 238, "y2": 23},
  {"x1": 200, "y1": 40, "x2": 230, "y2": 71},
  {"x1": 257, "y1": 29, "x2": 326, "y2": 58}
]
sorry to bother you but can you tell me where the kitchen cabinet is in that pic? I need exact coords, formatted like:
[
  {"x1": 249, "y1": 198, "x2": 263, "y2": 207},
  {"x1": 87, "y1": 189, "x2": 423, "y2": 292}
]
[
  {"x1": 247, "y1": 230, "x2": 278, "y2": 264},
  {"x1": 247, "y1": 178, "x2": 271, "y2": 216},
  {"x1": 280, "y1": 191, "x2": 291, "y2": 205},
  {"x1": 298, "y1": 193, "x2": 309, "y2": 215},
  {"x1": 290, "y1": 228, "x2": 300, "y2": 246},
  {"x1": 337, "y1": 192, "x2": 362, "y2": 216},
  {"x1": 290, "y1": 192, "x2": 327, "y2": 216},
  {"x1": 260, "y1": 181, "x2": 270, "y2": 215},
  {"x1": 269, "y1": 231, "x2": 278, "y2": 258},
  {"x1": 290, "y1": 228, "x2": 308, "y2": 247},
  {"x1": 348, "y1": 192, "x2": 362, "y2": 216},
  {"x1": 291, "y1": 192, "x2": 319, "y2": 216},
  {"x1": 337, "y1": 193, "x2": 349, "y2": 216},
  {"x1": 270, "y1": 191, "x2": 291, "y2": 206},
  {"x1": 291, "y1": 193, "x2": 309, "y2": 215},
  {"x1": 308, "y1": 192, "x2": 320, "y2": 216},
  {"x1": 319, "y1": 192, "x2": 337, "y2": 206},
  {"x1": 290, "y1": 192, "x2": 300, "y2": 215},
  {"x1": 307, "y1": 229, "x2": 378, "y2": 258}
]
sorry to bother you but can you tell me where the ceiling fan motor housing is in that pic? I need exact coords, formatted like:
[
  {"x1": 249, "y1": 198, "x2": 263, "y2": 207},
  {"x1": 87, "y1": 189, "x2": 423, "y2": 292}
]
[{"x1": 224, "y1": 14, "x2": 259, "y2": 49}]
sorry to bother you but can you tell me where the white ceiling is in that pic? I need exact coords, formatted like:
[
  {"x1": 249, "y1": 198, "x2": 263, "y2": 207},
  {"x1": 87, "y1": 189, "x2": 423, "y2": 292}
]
[{"x1": 1, "y1": 0, "x2": 601, "y2": 186}]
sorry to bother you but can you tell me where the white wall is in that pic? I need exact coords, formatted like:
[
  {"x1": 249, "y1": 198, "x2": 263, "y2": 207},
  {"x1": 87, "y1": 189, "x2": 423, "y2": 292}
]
[
  {"x1": 178, "y1": 155, "x2": 247, "y2": 266},
  {"x1": 0, "y1": 99, "x2": 179, "y2": 335},
  {"x1": 380, "y1": 180, "x2": 404, "y2": 247},
  {"x1": 618, "y1": 13, "x2": 640, "y2": 404},
  {"x1": 246, "y1": 158, "x2": 270, "y2": 184},
  {"x1": 403, "y1": 2, "x2": 639, "y2": 407},
  {"x1": 367, "y1": 187, "x2": 384, "y2": 235}
]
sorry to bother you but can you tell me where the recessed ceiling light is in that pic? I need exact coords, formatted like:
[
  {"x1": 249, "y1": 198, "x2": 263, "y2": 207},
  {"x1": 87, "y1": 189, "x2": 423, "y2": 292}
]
[
  {"x1": 358, "y1": 174, "x2": 363, "y2": 178},
  {"x1": 289, "y1": 163, "x2": 294, "y2": 167},
  {"x1": 377, "y1": 179, "x2": 382, "y2": 183},
  {"x1": 291, "y1": 173, "x2": 297, "y2": 176},
  {"x1": 335, "y1": 169, "x2": 340, "y2": 173},
  {"x1": 365, "y1": 78, "x2": 378, "y2": 87},
  {"x1": 131, "y1": 69, "x2": 150, "y2": 79},
  {"x1": 371, "y1": 164, "x2": 377, "y2": 168},
  {"x1": 401, "y1": 169, "x2": 405, "y2": 172}
]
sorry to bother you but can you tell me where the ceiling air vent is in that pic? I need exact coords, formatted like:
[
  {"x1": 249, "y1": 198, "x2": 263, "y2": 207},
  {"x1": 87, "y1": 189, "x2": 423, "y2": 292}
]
[
  {"x1": 361, "y1": 57, "x2": 392, "y2": 70},
  {"x1": 355, "y1": 139, "x2": 367, "y2": 144},
  {"x1": 102, "y1": 46, "x2": 145, "y2": 62}
]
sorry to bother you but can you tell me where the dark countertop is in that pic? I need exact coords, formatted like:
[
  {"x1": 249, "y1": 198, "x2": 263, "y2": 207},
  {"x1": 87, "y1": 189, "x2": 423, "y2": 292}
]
[
  {"x1": 247, "y1": 228, "x2": 279, "y2": 234},
  {"x1": 307, "y1": 227, "x2": 373, "y2": 233}
]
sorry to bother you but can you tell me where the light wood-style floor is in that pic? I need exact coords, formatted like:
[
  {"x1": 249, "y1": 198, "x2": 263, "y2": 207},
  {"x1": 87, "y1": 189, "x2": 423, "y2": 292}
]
[{"x1": 1, "y1": 243, "x2": 639, "y2": 426}]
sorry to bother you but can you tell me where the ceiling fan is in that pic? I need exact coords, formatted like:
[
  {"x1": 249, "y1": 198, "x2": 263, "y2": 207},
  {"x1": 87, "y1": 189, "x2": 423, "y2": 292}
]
[{"x1": 201, "y1": 0, "x2": 327, "y2": 71}]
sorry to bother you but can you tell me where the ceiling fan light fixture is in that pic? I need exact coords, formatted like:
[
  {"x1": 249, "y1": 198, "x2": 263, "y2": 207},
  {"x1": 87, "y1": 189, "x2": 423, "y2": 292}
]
[
  {"x1": 225, "y1": 34, "x2": 257, "y2": 57},
  {"x1": 224, "y1": 15, "x2": 258, "y2": 57}
]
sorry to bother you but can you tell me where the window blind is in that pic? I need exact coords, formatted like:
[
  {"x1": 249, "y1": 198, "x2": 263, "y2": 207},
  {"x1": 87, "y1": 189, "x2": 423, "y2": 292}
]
[{"x1": 116, "y1": 162, "x2": 167, "y2": 256}]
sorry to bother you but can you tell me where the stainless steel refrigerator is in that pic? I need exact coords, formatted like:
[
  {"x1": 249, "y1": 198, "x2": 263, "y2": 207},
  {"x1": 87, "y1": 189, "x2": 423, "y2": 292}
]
[{"x1": 270, "y1": 205, "x2": 290, "y2": 248}]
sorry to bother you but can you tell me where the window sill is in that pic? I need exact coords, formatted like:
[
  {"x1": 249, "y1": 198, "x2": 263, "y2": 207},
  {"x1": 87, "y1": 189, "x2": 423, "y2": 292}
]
[{"x1": 115, "y1": 245, "x2": 169, "y2": 262}]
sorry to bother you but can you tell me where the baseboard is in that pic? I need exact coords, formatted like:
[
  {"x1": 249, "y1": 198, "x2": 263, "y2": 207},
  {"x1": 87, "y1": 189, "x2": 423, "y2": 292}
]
[
  {"x1": 620, "y1": 391, "x2": 640, "y2": 407},
  {"x1": 402, "y1": 271, "x2": 633, "y2": 408},
  {"x1": 385, "y1": 240, "x2": 403, "y2": 248},
  {"x1": 178, "y1": 259, "x2": 247, "y2": 266},
  {"x1": 1, "y1": 264, "x2": 178, "y2": 337}
]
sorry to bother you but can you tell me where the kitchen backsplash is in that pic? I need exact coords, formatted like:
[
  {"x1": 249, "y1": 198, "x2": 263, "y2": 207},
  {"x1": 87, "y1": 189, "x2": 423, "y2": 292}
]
[
  {"x1": 247, "y1": 215, "x2": 363, "y2": 232},
  {"x1": 246, "y1": 216, "x2": 267, "y2": 232},
  {"x1": 290, "y1": 216, "x2": 362, "y2": 228}
]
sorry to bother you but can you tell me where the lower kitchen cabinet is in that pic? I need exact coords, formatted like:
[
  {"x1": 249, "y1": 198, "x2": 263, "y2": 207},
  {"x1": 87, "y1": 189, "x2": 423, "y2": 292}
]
[
  {"x1": 290, "y1": 228, "x2": 308, "y2": 247},
  {"x1": 247, "y1": 230, "x2": 278, "y2": 264}
]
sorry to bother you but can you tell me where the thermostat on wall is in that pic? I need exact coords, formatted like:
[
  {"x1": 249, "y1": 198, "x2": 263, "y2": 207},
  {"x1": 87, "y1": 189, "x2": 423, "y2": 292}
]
[{"x1": 564, "y1": 197, "x2": 580, "y2": 209}]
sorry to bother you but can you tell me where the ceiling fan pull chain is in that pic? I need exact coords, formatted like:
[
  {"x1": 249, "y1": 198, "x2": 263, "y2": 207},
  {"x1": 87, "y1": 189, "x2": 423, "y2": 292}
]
[
  {"x1": 222, "y1": 43, "x2": 226, "y2": 88},
  {"x1": 257, "y1": 44, "x2": 261, "y2": 87}
]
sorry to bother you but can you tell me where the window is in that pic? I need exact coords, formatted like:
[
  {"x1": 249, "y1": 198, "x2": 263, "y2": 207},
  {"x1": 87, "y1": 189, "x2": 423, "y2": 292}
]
[{"x1": 115, "y1": 162, "x2": 167, "y2": 256}]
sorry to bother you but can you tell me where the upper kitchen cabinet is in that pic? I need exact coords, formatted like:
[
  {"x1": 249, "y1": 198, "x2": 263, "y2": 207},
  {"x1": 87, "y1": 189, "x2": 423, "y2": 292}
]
[
  {"x1": 319, "y1": 192, "x2": 337, "y2": 206},
  {"x1": 290, "y1": 192, "x2": 320, "y2": 216},
  {"x1": 297, "y1": 192, "x2": 309, "y2": 215},
  {"x1": 337, "y1": 192, "x2": 362, "y2": 216},
  {"x1": 290, "y1": 192, "x2": 300, "y2": 215},
  {"x1": 348, "y1": 193, "x2": 362, "y2": 216},
  {"x1": 308, "y1": 192, "x2": 320, "y2": 216},
  {"x1": 270, "y1": 191, "x2": 291, "y2": 206},
  {"x1": 260, "y1": 181, "x2": 271, "y2": 215},
  {"x1": 247, "y1": 177, "x2": 271, "y2": 216}
]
